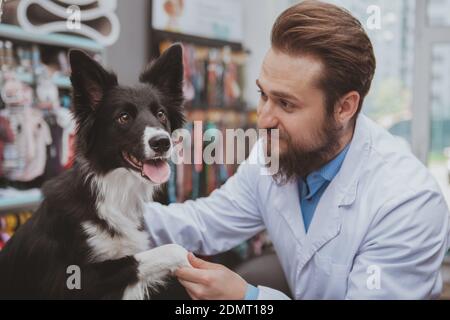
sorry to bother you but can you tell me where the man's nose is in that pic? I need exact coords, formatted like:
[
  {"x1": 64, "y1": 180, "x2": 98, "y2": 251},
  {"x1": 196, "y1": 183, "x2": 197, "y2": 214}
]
[{"x1": 257, "y1": 100, "x2": 278, "y2": 129}]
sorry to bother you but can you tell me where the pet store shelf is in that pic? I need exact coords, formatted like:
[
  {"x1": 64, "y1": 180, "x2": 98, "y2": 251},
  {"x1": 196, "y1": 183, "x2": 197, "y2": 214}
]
[
  {"x1": 52, "y1": 76, "x2": 71, "y2": 89},
  {"x1": 0, "y1": 189, "x2": 43, "y2": 214},
  {"x1": 0, "y1": 23, "x2": 104, "y2": 53},
  {"x1": 17, "y1": 72, "x2": 71, "y2": 89},
  {"x1": 16, "y1": 72, "x2": 34, "y2": 84}
]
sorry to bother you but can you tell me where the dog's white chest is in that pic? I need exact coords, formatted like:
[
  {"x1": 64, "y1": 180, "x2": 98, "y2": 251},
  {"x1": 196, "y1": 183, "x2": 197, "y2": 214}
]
[
  {"x1": 83, "y1": 168, "x2": 156, "y2": 262},
  {"x1": 83, "y1": 221, "x2": 150, "y2": 261}
]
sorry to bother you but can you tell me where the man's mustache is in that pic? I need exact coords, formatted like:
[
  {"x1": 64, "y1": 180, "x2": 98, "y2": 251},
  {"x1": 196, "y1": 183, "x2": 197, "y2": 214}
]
[{"x1": 262, "y1": 128, "x2": 289, "y2": 141}]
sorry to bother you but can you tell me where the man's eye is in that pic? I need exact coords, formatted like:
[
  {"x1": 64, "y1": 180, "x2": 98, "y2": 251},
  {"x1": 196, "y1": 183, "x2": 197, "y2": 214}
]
[
  {"x1": 117, "y1": 112, "x2": 131, "y2": 125},
  {"x1": 157, "y1": 111, "x2": 167, "y2": 123},
  {"x1": 258, "y1": 90, "x2": 268, "y2": 100},
  {"x1": 280, "y1": 100, "x2": 289, "y2": 107},
  {"x1": 279, "y1": 100, "x2": 293, "y2": 110}
]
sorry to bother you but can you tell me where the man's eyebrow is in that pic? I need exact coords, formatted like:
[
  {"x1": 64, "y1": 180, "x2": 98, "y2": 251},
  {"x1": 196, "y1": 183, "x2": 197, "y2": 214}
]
[{"x1": 256, "y1": 79, "x2": 299, "y2": 102}]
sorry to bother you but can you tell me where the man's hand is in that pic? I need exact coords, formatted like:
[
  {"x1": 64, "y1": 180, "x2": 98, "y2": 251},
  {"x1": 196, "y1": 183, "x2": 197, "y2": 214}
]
[{"x1": 175, "y1": 253, "x2": 248, "y2": 300}]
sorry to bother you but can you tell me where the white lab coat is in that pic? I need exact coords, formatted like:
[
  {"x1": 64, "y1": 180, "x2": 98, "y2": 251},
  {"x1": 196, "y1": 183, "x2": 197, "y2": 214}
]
[{"x1": 143, "y1": 114, "x2": 450, "y2": 300}]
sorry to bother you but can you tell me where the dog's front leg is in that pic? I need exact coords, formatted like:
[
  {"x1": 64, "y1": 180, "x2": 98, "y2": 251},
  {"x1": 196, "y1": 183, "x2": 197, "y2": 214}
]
[
  {"x1": 136, "y1": 243, "x2": 191, "y2": 277},
  {"x1": 123, "y1": 244, "x2": 191, "y2": 299}
]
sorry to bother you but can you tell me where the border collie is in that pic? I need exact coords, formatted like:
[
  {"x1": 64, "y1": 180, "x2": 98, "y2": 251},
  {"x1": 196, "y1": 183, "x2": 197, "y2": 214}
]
[{"x1": 0, "y1": 44, "x2": 191, "y2": 299}]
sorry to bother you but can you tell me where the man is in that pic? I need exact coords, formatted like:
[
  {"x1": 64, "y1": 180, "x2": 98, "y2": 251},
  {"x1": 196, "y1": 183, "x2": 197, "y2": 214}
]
[{"x1": 144, "y1": 0, "x2": 450, "y2": 299}]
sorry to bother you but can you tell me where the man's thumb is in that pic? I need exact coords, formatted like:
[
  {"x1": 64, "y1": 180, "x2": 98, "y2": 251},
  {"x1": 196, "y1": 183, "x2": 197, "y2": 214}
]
[{"x1": 188, "y1": 253, "x2": 218, "y2": 269}]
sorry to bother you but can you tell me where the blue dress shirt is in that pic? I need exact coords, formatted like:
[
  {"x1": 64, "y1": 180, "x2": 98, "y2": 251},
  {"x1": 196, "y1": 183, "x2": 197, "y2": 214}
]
[{"x1": 245, "y1": 143, "x2": 350, "y2": 299}]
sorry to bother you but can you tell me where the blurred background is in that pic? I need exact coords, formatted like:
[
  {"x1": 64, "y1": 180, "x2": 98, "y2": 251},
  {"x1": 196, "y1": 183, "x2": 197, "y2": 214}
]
[{"x1": 0, "y1": 0, "x2": 449, "y2": 299}]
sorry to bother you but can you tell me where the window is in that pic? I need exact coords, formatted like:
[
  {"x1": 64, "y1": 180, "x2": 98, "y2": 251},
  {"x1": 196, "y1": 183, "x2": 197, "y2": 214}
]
[
  {"x1": 428, "y1": 0, "x2": 450, "y2": 27},
  {"x1": 325, "y1": 0, "x2": 416, "y2": 147},
  {"x1": 430, "y1": 43, "x2": 450, "y2": 204}
]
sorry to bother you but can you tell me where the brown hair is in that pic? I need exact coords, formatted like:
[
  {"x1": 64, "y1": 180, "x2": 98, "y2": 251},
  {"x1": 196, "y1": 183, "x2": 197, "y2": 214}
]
[{"x1": 271, "y1": 0, "x2": 376, "y2": 117}]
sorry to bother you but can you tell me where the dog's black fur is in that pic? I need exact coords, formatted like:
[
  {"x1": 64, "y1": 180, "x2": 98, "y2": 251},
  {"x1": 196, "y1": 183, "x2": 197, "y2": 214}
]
[{"x1": 0, "y1": 44, "x2": 185, "y2": 299}]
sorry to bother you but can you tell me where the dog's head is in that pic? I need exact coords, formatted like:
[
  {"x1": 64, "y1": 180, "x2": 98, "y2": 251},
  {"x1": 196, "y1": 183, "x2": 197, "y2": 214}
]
[{"x1": 69, "y1": 44, "x2": 185, "y2": 185}]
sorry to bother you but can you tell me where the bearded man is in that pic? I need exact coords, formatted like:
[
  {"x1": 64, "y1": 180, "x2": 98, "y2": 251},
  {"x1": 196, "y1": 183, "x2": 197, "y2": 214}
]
[{"x1": 143, "y1": 1, "x2": 450, "y2": 300}]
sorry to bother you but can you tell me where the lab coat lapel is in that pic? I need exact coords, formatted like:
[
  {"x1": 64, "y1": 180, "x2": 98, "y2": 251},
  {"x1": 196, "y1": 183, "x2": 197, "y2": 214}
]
[
  {"x1": 296, "y1": 114, "x2": 372, "y2": 271},
  {"x1": 298, "y1": 181, "x2": 343, "y2": 269},
  {"x1": 273, "y1": 181, "x2": 307, "y2": 244}
]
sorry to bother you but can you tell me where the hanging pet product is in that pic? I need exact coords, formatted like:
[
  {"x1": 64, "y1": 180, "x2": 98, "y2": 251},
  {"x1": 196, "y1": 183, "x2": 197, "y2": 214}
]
[
  {"x1": 0, "y1": 71, "x2": 33, "y2": 181},
  {"x1": 0, "y1": 0, "x2": 5, "y2": 23},
  {"x1": 35, "y1": 71, "x2": 60, "y2": 110},
  {"x1": 0, "y1": 0, "x2": 13, "y2": 23},
  {"x1": 0, "y1": 71, "x2": 53, "y2": 183},
  {"x1": 3, "y1": 0, "x2": 120, "y2": 46}
]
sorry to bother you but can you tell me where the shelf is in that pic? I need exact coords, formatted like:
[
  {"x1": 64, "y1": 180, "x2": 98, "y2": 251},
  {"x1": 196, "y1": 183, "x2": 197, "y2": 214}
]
[
  {"x1": 185, "y1": 106, "x2": 251, "y2": 113},
  {"x1": 16, "y1": 72, "x2": 71, "y2": 89},
  {"x1": 52, "y1": 76, "x2": 71, "y2": 89},
  {"x1": 0, "y1": 189, "x2": 42, "y2": 214},
  {"x1": 151, "y1": 29, "x2": 244, "y2": 55},
  {"x1": 16, "y1": 72, "x2": 34, "y2": 84},
  {"x1": 0, "y1": 23, "x2": 104, "y2": 53}
]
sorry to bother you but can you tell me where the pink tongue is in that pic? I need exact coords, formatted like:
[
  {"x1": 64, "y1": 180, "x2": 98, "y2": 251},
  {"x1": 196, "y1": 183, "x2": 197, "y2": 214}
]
[{"x1": 142, "y1": 161, "x2": 171, "y2": 184}]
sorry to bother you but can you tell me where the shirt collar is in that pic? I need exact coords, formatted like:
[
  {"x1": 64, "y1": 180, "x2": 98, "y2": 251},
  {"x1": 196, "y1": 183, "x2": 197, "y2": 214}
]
[
  {"x1": 317, "y1": 143, "x2": 351, "y2": 182},
  {"x1": 299, "y1": 143, "x2": 351, "y2": 199}
]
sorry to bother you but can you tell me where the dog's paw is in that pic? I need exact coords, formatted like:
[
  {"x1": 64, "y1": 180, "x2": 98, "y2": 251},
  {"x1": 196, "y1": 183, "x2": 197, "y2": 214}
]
[
  {"x1": 160, "y1": 244, "x2": 191, "y2": 272},
  {"x1": 135, "y1": 243, "x2": 192, "y2": 279}
]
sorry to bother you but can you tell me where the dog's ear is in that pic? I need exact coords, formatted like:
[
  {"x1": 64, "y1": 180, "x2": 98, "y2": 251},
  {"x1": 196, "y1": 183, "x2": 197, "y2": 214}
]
[
  {"x1": 69, "y1": 49, "x2": 118, "y2": 112},
  {"x1": 140, "y1": 44, "x2": 184, "y2": 96},
  {"x1": 140, "y1": 44, "x2": 185, "y2": 131}
]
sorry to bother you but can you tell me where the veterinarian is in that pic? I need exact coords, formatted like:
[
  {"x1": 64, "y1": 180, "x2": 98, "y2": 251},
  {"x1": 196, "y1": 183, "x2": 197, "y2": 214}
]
[{"x1": 143, "y1": 1, "x2": 450, "y2": 300}]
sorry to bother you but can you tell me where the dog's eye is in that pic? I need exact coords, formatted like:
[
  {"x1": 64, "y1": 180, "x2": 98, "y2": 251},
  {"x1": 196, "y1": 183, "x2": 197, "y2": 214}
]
[
  {"x1": 157, "y1": 111, "x2": 167, "y2": 123},
  {"x1": 117, "y1": 112, "x2": 131, "y2": 125}
]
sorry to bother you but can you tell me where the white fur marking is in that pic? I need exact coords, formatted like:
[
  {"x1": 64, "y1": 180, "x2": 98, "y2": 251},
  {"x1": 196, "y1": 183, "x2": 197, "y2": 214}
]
[
  {"x1": 83, "y1": 157, "x2": 185, "y2": 299},
  {"x1": 84, "y1": 168, "x2": 156, "y2": 262},
  {"x1": 123, "y1": 244, "x2": 191, "y2": 300},
  {"x1": 143, "y1": 127, "x2": 172, "y2": 159}
]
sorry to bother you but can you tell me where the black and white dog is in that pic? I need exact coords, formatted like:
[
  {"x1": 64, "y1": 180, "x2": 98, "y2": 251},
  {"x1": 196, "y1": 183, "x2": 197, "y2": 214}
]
[{"x1": 0, "y1": 44, "x2": 191, "y2": 299}]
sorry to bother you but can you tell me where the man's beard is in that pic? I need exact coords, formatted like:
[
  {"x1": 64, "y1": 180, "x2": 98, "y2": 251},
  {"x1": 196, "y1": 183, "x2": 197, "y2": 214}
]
[{"x1": 268, "y1": 115, "x2": 344, "y2": 185}]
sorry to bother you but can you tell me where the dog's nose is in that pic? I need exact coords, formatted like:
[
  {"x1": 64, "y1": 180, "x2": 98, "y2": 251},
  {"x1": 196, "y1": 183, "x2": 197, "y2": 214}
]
[{"x1": 149, "y1": 135, "x2": 171, "y2": 153}]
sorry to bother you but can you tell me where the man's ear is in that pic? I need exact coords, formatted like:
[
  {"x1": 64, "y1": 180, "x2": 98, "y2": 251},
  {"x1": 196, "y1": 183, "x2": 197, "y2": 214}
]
[
  {"x1": 69, "y1": 49, "x2": 118, "y2": 112},
  {"x1": 335, "y1": 91, "x2": 360, "y2": 125},
  {"x1": 139, "y1": 43, "x2": 184, "y2": 96}
]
